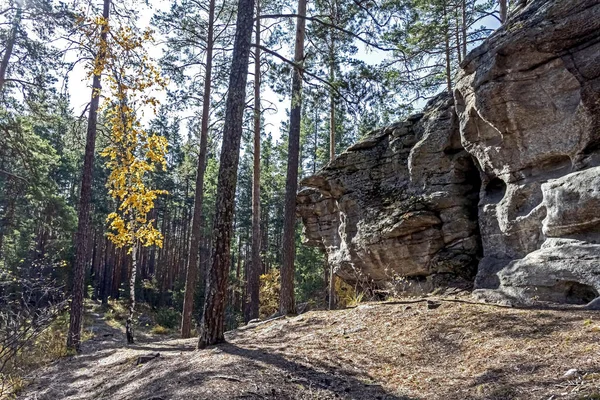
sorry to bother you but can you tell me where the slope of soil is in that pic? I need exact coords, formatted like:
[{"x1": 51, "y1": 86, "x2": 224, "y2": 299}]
[{"x1": 19, "y1": 299, "x2": 600, "y2": 400}]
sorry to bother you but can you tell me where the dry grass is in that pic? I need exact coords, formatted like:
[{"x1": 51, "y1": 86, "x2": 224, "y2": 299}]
[
  {"x1": 18, "y1": 297, "x2": 600, "y2": 400},
  {"x1": 150, "y1": 325, "x2": 170, "y2": 335}
]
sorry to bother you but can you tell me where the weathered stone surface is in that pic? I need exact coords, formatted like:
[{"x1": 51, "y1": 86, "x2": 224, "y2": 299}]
[
  {"x1": 298, "y1": 0, "x2": 600, "y2": 305},
  {"x1": 455, "y1": 0, "x2": 600, "y2": 305},
  {"x1": 476, "y1": 167, "x2": 600, "y2": 305},
  {"x1": 297, "y1": 94, "x2": 481, "y2": 292}
]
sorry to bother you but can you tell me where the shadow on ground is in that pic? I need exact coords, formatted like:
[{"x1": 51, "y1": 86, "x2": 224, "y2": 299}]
[{"x1": 18, "y1": 300, "x2": 600, "y2": 400}]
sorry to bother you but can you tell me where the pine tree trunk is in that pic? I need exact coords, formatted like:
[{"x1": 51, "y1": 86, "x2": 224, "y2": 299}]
[
  {"x1": 313, "y1": 106, "x2": 318, "y2": 175},
  {"x1": 180, "y1": 0, "x2": 216, "y2": 339},
  {"x1": 461, "y1": 0, "x2": 467, "y2": 59},
  {"x1": 102, "y1": 238, "x2": 111, "y2": 305},
  {"x1": 499, "y1": 0, "x2": 508, "y2": 23},
  {"x1": 246, "y1": 0, "x2": 262, "y2": 323},
  {"x1": 67, "y1": 0, "x2": 111, "y2": 352},
  {"x1": 279, "y1": 0, "x2": 307, "y2": 316},
  {"x1": 455, "y1": 9, "x2": 462, "y2": 64},
  {"x1": 235, "y1": 235, "x2": 242, "y2": 311},
  {"x1": 0, "y1": 6, "x2": 21, "y2": 92},
  {"x1": 444, "y1": 2, "x2": 452, "y2": 95},
  {"x1": 329, "y1": 42, "x2": 335, "y2": 161},
  {"x1": 197, "y1": 0, "x2": 255, "y2": 349},
  {"x1": 0, "y1": 193, "x2": 16, "y2": 261},
  {"x1": 328, "y1": 24, "x2": 337, "y2": 310}
]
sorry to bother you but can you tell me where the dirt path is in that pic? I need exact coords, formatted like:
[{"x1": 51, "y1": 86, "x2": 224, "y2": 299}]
[
  {"x1": 19, "y1": 300, "x2": 600, "y2": 400},
  {"x1": 80, "y1": 311, "x2": 126, "y2": 352}
]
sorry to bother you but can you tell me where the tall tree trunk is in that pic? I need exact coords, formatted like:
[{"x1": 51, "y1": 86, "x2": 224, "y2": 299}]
[
  {"x1": 443, "y1": 2, "x2": 452, "y2": 95},
  {"x1": 67, "y1": 0, "x2": 111, "y2": 352},
  {"x1": 102, "y1": 238, "x2": 111, "y2": 305},
  {"x1": 327, "y1": 5, "x2": 338, "y2": 310},
  {"x1": 313, "y1": 106, "x2": 318, "y2": 175},
  {"x1": 180, "y1": 0, "x2": 215, "y2": 339},
  {"x1": 461, "y1": 0, "x2": 467, "y2": 59},
  {"x1": 329, "y1": 43, "x2": 335, "y2": 161},
  {"x1": 235, "y1": 235, "x2": 242, "y2": 311},
  {"x1": 0, "y1": 192, "x2": 16, "y2": 261},
  {"x1": 0, "y1": 6, "x2": 21, "y2": 92},
  {"x1": 327, "y1": 40, "x2": 337, "y2": 310},
  {"x1": 499, "y1": 0, "x2": 508, "y2": 23},
  {"x1": 246, "y1": 0, "x2": 262, "y2": 323},
  {"x1": 112, "y1": 247, "x2": 122, "y2": 299},
  {"x1": 126, "y1": 241, "x2": 138, "y2": 344},
  {"x1": 197, "y1": 0, "x2": 255, "y2": 349},
  {"x1": 455, "y1": 9, "x2": 462, "y2": 64},
  {"x1": 279, "y1": 0, "x2": 307, "y2": 316}
]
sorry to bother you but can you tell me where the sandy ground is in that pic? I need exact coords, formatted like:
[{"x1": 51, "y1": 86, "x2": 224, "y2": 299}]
[{"x1": 18, "y1": 299, "x2": 600, "y2": 400}]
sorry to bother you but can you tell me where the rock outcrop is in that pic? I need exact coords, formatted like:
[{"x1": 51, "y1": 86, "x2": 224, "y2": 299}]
[
  {"x1": 298, "y1": 0, "x2": 600, "y2": 306},
  {"x1": 454, "y1": 0, "x2": 600, "y2": 305},
  {"x1": 297, "y1": 94, "x2": 482, "y2": 293}
]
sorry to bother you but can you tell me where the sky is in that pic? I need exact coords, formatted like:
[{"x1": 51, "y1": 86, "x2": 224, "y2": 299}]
[
  {"x1": 65, "y1": 0, "x2": 391, "y2": 143},
  {"x1": 66, "y1": 1, "x2": 499, "y2": 144}
]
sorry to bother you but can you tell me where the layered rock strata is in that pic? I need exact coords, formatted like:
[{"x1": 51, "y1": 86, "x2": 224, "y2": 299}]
[{"x1": 297, "y1": 94, "x2": 482, "y2": 293}]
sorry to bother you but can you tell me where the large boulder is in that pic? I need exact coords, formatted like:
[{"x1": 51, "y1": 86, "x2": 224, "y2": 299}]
[
  {"x1": 297, "y1": 94, "x2": 481, "y2": 293},
  {"x1": 454, "y1": 0, "x2": 600, "y2": 304}
]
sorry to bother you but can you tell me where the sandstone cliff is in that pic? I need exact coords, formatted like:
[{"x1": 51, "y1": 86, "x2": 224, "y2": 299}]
[
  {"x1": 298, "y1": 93, "x2": 482, "y2": 294},
  {"x1": 454, "y1": 0, "x2": 600, "y2": 305},
  {"x1": 298, "y1": 0, "x2": 600, "y2": 306}
]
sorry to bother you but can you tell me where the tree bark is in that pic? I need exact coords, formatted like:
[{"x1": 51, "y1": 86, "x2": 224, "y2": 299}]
[
  {"x1": 67, "y1": 0, "x2": 111, "y2": 352},
  {"x1": 499, "y1": 0, "x2": 508, "y2": 23},
  {"x1": 455, "y1": 8, "x2": 462, "y2": 64},
  {"x1": 126, "y1": 241, "x2": 138, "y2": 344},
  {"x1": 327, "y1": 1, "x2": 338, "y2": 310},
  {"x1": 313, "y1": 106, "x2": 318, "y2": 175},
  {"x1": 279, "y1": 0, "x2": 307, "y2": 316},
  {"x1": 0, "y1": 5, "x2": 21, "y2": 92},
  {"x1": 327, "y1": 40, "x2": 337, "y2": 310},
  {"x1": 0, "y1": 190, "x2": 16, "y2": 261},
  {"x1": 180, "y1": 0, "x2": 216, "y2": 339},
  {"x1": 461, "y1": 0, "x2": 467, "y2": 59},
  {"x1": 328, "y1": 41, "x2": 335, "y2": 161},
  {"x1": 197, "y1": 0, "x2": 255, "y2": 349},
  {"x1": 443, "y1": 2, "x2": 452, "y2": 95},
  {"x1": 246, "y1": 0, "x2": 262, "y2": 323},
  {"x1": 101, "y1": 238, "x2": 111, "y2": 305}
]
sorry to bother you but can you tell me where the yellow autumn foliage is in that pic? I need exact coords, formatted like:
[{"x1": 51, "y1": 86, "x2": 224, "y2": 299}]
[
  {"x1": 259, "y1": 270, "x2": 280, "y2": 319},
  {"x1": 81, "y1": 14, "x2": 168, "y2": 252}
]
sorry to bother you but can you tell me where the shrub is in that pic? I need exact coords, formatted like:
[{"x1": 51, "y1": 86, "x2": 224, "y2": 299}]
[
  {"x1": 0, "y1": 265, "x2": 68, "y2": 397},
  {"x1": 335, "y1": 279, "x2": 364, "y2": 308},
  {"x1": 150, "y1": 325, "x2": 169, "y2": 335},
  {"x1": 155, "y1": 308, "x2": 180, "y2": 330},
  {"x1": 259, "y1": 269, "x2": 280, "y2": 319}
]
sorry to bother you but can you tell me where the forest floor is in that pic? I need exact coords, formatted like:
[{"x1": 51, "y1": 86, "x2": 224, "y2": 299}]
[{"x1": 17, "y1": 297, "x2": 600, "y2": 400}]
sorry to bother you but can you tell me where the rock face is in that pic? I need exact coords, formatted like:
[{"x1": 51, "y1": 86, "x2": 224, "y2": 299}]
[
  {"x1": 454, "y1": 0, "x2": 600, "y2": 305},
  {"x1": 297, "y1": 93, "x2": 482, "y2": 293},
  {"x1": 298, "y1": 0, "x2": 600, "y2": 306}
]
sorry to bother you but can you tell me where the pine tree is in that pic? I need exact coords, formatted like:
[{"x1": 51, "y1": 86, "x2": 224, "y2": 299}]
[
  {"x1": 279, "y1": 0, "x2": 307, "y2": 316},
  {"x1": 180, "y1": 0, "x2": 217, "y2": 339},
  {"x1": 246, "y1": 0, "x2": 262, "y2": 322},
  {"x1": 197, "y1": 0, "x2": 256, "y2": 349},
  {"x1": 67, "y1": 0, "x2": 111, "y2": 352}
]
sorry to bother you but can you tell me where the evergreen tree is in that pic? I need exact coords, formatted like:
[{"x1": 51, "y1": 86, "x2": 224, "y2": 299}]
[{"x1": 198, "y1": 0, "x2": 256, "y2": 349}]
